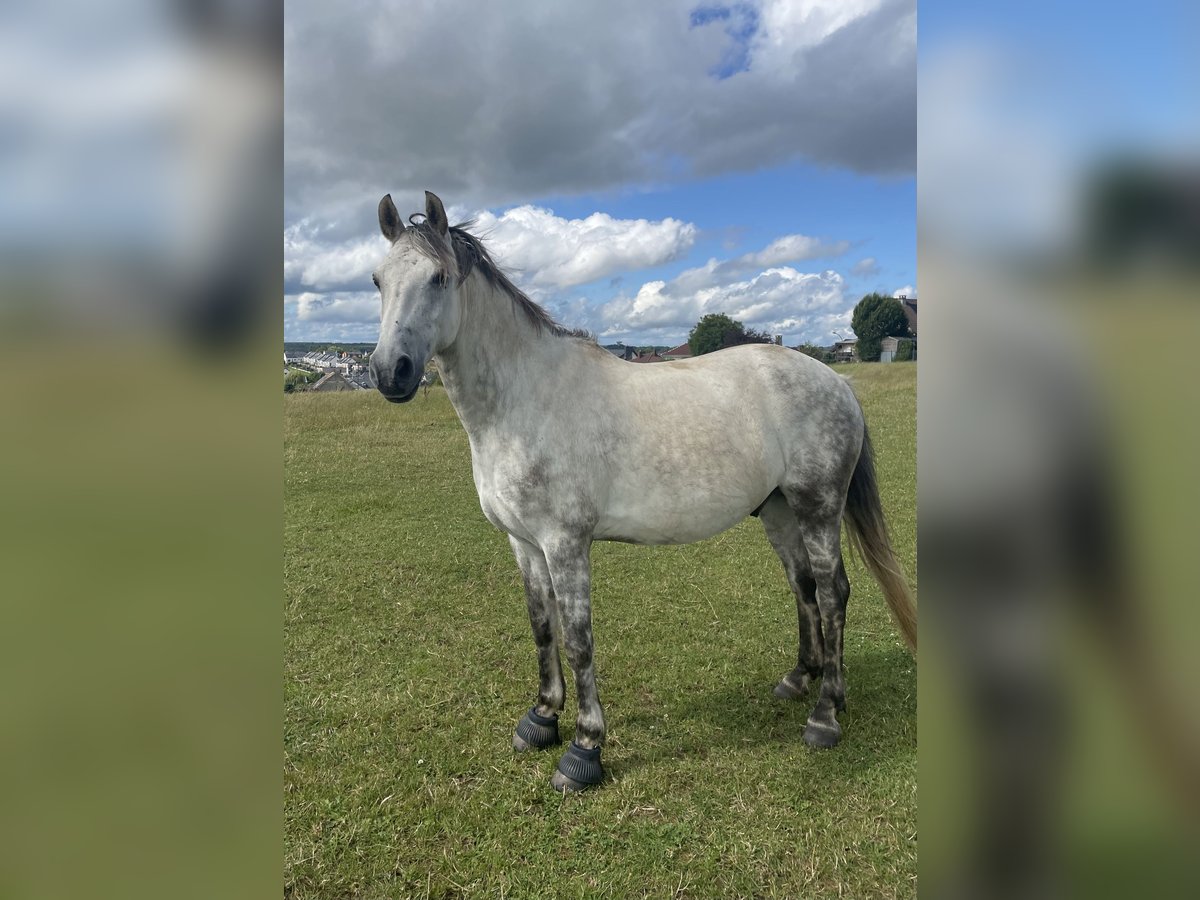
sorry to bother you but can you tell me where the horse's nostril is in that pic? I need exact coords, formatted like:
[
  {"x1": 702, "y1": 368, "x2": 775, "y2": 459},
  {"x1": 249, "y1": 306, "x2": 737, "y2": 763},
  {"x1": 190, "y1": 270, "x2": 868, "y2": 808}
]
[{"x1": 394, "y1": 355, "x2": 414, "y2": 384}]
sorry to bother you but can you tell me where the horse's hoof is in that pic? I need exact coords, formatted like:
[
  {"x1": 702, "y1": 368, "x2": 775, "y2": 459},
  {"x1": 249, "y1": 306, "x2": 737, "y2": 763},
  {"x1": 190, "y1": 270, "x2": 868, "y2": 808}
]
[
  {"x1": 803, "y1": 717, "x2": 842, "y2": 749},
  {"x1": 550, "y1": 769, "x2": 592, "y2": 793},
  {"x1": 773, "y1": 672, "x2": 810, "y2": 700},
  {"x1": 513, "y1": 707, "x2": 560, "y2": 752},
  {"x1": 552, "y1": 741, "x2": 603, "y2": 791}
]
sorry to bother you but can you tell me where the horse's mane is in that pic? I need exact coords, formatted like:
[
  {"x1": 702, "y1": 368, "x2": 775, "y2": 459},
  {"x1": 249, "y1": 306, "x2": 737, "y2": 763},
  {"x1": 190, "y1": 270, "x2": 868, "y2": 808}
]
[{"x1": 405, "y1": 216, "x2": 591, "y2": 340}]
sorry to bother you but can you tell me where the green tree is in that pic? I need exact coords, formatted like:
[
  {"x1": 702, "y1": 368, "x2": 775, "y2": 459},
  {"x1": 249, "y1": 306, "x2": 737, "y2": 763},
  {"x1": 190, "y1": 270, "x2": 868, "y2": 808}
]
[
  {"x1": 851, "y1": 293, "x2": 910, "y2": 362},
  {"x1": 688, "y1": 313, "x2": 773, "y2": 356},
  {"x1": 284, "y1": 369, "x2": 320, "y2": 393},
  {"x1": 795, "y1": 342, "x2": 834, "y2": 364}
]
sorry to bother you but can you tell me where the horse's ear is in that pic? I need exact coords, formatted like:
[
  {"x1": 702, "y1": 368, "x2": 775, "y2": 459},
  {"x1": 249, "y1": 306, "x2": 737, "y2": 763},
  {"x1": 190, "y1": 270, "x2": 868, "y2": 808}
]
[
  {"x1": 378, "y1": 194, "x2": 404, "y2": 242},
  {"x1": 424, "y1": 191, "x2": 449, "y2": 237}
]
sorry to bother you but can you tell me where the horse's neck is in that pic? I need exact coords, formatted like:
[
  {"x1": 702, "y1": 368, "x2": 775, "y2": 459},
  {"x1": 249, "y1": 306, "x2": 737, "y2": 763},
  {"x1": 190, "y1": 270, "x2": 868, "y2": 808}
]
[{"x1": 434, "y1": 278, "x2": 566, "y2": 437}]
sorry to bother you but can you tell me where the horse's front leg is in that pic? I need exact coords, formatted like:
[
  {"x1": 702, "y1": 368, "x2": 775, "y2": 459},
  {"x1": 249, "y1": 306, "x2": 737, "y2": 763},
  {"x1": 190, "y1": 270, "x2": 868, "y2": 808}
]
[
  {"x1": 543, "y1": 536, "x2": 606, "y2": 792},
  {"x1": 509, "y1": 536, "x2": 565, "y2": 752}
]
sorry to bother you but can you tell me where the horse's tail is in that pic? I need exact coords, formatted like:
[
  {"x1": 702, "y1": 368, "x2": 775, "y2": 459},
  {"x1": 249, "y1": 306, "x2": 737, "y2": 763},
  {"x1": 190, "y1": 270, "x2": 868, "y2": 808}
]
[{"x1": 843, "y1": 424, "x2": 918, "y2": 653}]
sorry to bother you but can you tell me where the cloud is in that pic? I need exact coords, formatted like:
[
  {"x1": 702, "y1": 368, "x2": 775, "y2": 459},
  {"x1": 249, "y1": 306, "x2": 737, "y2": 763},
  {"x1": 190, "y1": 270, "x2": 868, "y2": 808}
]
[
  {"x1": 284, "y1": 205, "x2": 695, "y2": 295},
  {"x1": 285, "y1": 0, "x2": 915, "y2": 224},
  {"x1": 892, "y1": 285, "x2": 915, "y2": 298},
  {"x1": 600, "y1": 265, "x2": 848, "y2": 338},
  {"x1": 284, "y1": 223, "x2": 387, "y2": 293},
  {"x1": 584, "y1": 228, "x2": 871, "y2": 342},
  {"x1": 283, "y1": 1, "x2": 914, "y2": 341},
  {"x1": 471, "y1": 206, "x2": 697, "y2": 289},
  {"x1": 745, "y1": 233, "x2": 851, "y2": 267},
  {"x1": 667, "y1": 233, "x2": 850, "y2": 295},
  {"x1": 284, "y1": 222, "x2": 869, "y2": 344},
  {"x1": 851, "y1": 256, "x2": 880, "y2": 277},
  {"x1": 288, "y1": 291, "x2": 379, "y2": 324}
]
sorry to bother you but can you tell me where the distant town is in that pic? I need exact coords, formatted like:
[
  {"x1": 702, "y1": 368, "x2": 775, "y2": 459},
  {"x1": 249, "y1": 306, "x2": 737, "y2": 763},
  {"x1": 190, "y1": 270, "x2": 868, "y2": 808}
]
[{"x1": 285, "y1": 299, "x2": 916, "y2": 393}]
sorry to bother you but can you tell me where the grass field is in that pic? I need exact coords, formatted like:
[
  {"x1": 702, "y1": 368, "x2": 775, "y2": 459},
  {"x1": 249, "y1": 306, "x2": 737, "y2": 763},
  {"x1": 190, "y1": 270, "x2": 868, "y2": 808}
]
[{"x1": 285, "y1": 361, "x2": 916, "y2": 899}]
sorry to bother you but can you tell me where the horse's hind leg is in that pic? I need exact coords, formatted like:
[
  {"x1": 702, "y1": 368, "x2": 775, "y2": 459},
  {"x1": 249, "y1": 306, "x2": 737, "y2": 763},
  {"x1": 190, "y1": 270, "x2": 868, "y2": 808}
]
[
  {"x1": 509, "y1": 536, "x2": 566, "y2": 752},
  {"x1": 759, "y1": 492, "x2": 824, "y2": 700},
  {"x1": 792, "y1": 509, "x2": 852, "y2": 749}
]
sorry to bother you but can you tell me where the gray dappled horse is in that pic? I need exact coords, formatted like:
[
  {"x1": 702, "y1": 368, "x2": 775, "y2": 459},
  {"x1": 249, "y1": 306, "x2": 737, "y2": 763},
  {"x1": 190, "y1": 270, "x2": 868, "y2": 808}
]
[{"x1": 370, "y1": 191, "x2": 917, "y2": 791}]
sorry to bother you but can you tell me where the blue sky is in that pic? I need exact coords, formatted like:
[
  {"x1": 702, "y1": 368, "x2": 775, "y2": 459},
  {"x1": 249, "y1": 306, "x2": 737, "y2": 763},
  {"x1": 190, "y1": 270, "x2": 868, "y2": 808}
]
[
  {"x1": 285, "y1": 0, "x2": 916, "y2": 346},
  {"x1": 917, "y1": 0, "x2": 1198, "y2": 259},
  {"x1": 526, "y1": 164, "x2": 915, "y2": 344},
  {"x1": 921, "y1": 0, "x2": 1196, "y2": 147},
  {"x1": 536, "y1": 162, "x2": 914, "y2": 291}
]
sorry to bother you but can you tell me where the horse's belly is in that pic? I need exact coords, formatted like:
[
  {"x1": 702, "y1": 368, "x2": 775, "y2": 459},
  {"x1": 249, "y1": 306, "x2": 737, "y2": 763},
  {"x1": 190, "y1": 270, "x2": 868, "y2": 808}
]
[
  {"x1": 593, "y1": 415, "x2": 781, "y2": 544},
  {"x1": 594, "y1": 507, "x2": 745, "y2": 545},
  {"x1": 595, "y1": 475, "x2": 773, "y2": 545}
]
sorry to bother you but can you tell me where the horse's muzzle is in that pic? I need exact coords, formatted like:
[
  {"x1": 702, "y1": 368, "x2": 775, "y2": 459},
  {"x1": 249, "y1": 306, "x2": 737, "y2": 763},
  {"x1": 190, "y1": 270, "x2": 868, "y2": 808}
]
[
  {"x1": 369, "y1": 353, "x2": 420, "y2": 403},
  {"x1": 379, "y1": 383, "x2": 419, "y2": 403}
]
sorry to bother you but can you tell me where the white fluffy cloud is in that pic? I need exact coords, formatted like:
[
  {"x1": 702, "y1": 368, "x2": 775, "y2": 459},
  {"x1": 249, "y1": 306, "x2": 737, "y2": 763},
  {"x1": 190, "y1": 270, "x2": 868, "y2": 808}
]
[
  {"x1": 669, "y1": 233, "x2": 850, "y2": 296},
  {"x1": 284, "y1": 224, "x2": 386, "y2": 293},
  {"x1": 600, "y1": 266, "x2": 848, "y2": 338},
  {"x1": 591, "y1": 230, "x2": 855, "y2": 342},
  {"x1": 892, "y1": 285, "x2": 915, "y2": 298},
  {"x1": 284, "y1": 206, "x2": 698, "y2": 295},
  {"x1": 754, "y1": 0, "x2": 889, "y2": 59},
  {"x1": 284, "y1": 220, "x2": 868, "y2": 343},
  {"x1": 470, "y1": 206, "x2": 697, "y2": 289}
]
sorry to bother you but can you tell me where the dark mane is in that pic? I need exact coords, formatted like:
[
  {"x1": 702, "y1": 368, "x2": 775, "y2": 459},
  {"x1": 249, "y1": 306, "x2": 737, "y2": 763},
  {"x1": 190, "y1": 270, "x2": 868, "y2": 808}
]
[{"x1": 405, "y1": 217, "x2": 591, "y2": 340}]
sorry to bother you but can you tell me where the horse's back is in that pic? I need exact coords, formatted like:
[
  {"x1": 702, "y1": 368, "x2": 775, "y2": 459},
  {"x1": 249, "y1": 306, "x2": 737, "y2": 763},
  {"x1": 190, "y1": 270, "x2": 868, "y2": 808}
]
[{"x1": 608, "y1": 343, "x2": 860, "y2": 446}]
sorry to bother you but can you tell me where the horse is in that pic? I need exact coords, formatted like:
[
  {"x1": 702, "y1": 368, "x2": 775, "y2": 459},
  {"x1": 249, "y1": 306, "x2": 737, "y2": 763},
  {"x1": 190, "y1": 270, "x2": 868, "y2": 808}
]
[{"x1": 369, "y1": 191, "x2": 917, "y2": 792}]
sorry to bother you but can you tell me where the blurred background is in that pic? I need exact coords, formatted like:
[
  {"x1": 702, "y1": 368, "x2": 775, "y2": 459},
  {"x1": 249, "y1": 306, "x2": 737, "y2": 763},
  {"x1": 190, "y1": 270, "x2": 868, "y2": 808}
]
[
  {"x1": 0, "y1": 2, "x2": 280, "y2": 899},
  {"x1": 919, "y1": 1, "x2": 1199, "y2": 897}
]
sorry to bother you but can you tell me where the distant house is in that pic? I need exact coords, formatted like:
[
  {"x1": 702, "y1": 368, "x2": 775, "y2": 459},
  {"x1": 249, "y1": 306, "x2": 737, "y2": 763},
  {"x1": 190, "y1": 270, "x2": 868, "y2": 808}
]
[
  {"x1": 310, "y1": 372, "x2": 356, "y2": 392},
  {"x1": 631, "y1": 350, "x2": 667, "y2": 363},
  {"x1": 879, "y1": 335, "x2": 916, "y2": 363},
  {"x1": 663, "y1": 342, "x2": 692, "y2": 360},
  {"x1": 830, "y1": 338, "x2": 858, "y2": 362},
  {"x1": 603, "y1": 343, "x2": 638, "y2": 361}
]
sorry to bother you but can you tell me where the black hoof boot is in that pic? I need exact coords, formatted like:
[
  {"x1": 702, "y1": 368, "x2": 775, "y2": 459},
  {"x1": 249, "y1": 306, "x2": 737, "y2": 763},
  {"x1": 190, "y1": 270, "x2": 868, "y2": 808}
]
[
  {"x1": 513, "y1": 707, "x2": 561, "y2": 752},
  {"x1": 550, "y1": 741, "x2": 603, "y2": 792},
  {"x1": 772, "y1": 671, "x2": 811, "y2": 700},
  {"x1": 803, "y1": 716, "x2": 842, "y2": 749}
]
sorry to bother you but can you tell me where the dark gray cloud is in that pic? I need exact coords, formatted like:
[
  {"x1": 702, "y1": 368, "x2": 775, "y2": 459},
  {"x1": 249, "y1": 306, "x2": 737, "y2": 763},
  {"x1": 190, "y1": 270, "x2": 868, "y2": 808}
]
[{"x1": 285, "y1": 0, "x2": 915, "y2": 226}]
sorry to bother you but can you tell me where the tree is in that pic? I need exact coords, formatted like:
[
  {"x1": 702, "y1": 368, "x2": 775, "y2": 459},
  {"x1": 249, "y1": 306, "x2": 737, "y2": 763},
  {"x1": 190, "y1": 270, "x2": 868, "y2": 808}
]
[
  {"x1": 850, "y1": 293, "x2": 910, "y2": 362},
  {"x1": 688, "y1": 313, "x2": 773, "y2": 356},
  {"x1": 795, "y1": 342, "x2": 834, "y2": 364},
  {"x1": 284, "y1": 369, "x2": 320, "y2": 393}
]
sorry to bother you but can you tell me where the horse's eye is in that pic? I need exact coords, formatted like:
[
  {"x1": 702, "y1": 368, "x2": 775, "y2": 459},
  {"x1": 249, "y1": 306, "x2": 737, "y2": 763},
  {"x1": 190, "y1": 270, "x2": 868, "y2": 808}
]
[
  {"x1": 429, "y1": 272, "x2": 446, "y2": 288},
  {"x1": 371, "y1": 273, "x2": 379, "y2": 288}
]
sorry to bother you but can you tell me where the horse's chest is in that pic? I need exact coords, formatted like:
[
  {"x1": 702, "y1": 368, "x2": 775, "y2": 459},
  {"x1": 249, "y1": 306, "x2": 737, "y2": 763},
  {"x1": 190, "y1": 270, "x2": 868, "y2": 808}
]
[
  {"x1": 472, "y1": 464, "x2": 548, "y2": 542},
  {"x1": 470, "y1": 449, "x2": 583, "y2": 543},
  {"x1": 476, "y1": 484, "x2": 518, "y2": 533}
]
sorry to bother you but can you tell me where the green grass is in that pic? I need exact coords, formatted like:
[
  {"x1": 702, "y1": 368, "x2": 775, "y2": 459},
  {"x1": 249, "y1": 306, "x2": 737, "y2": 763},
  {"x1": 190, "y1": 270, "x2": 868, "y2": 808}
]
[{"x1": 285, "y1": 361, "x2": 916, "y2": 899}]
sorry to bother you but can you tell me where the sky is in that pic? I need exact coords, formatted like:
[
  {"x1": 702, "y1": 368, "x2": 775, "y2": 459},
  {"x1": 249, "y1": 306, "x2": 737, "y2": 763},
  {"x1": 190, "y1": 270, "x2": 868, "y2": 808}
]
[{"x1": 284, "y1": 0, "x2": 916, "y2": 346}]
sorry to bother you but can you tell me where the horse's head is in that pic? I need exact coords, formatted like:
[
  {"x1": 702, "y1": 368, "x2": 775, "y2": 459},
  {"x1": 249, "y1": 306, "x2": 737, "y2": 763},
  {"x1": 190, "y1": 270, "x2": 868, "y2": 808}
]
[{"x1": 368, "y1": 191, "x2": 463, "y2": 403}]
